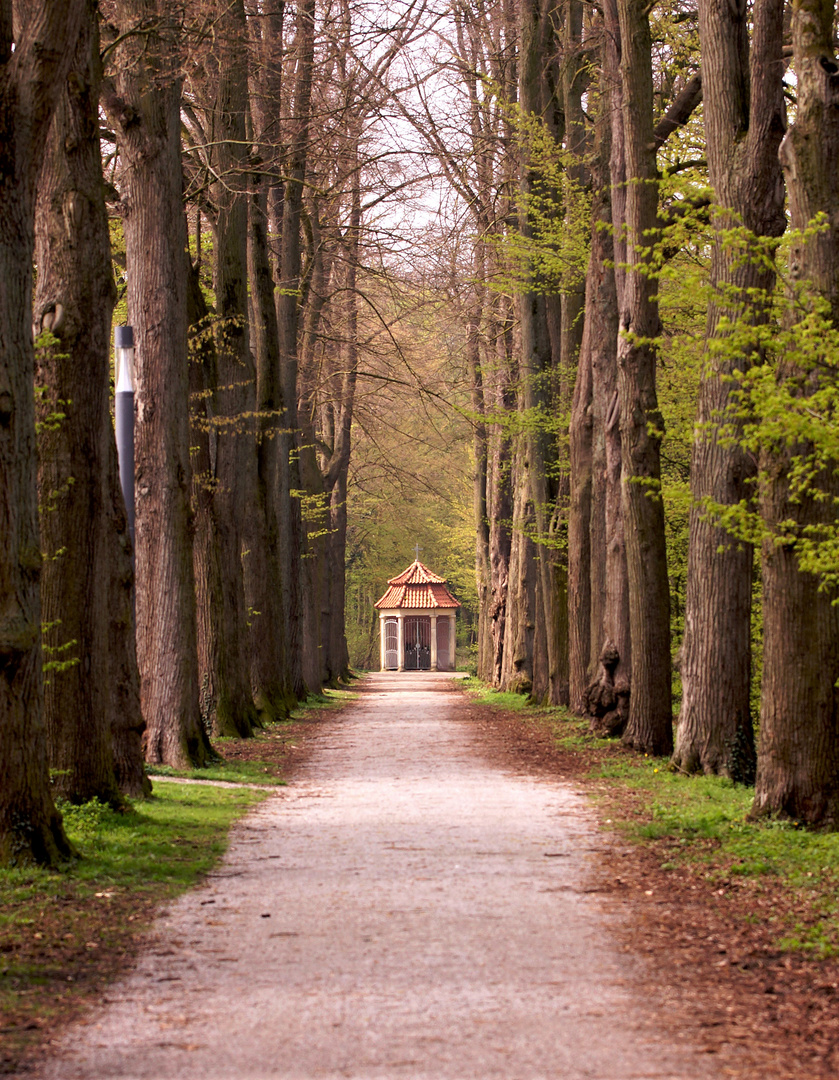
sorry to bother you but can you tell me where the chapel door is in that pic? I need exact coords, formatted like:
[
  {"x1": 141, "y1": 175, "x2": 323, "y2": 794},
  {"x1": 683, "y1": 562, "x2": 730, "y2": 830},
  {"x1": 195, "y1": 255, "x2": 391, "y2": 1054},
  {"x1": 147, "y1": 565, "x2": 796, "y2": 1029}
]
[
  {"x1": 384, "y1": 618, "x2": 399, "y2": 670},
  {"x1": 404, "y1": 616, "x2": 431, "y2": 670}
]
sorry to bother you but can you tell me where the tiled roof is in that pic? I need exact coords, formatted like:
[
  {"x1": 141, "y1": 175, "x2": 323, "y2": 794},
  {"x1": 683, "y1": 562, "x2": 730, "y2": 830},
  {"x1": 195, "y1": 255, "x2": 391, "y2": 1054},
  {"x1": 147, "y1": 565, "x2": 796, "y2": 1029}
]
[
  {"x1": 387, "y1": 560, "x2": 447, "y2": 586},
  {"x1": 374, "y1": 560, "x2": 461, "y2": 610}
]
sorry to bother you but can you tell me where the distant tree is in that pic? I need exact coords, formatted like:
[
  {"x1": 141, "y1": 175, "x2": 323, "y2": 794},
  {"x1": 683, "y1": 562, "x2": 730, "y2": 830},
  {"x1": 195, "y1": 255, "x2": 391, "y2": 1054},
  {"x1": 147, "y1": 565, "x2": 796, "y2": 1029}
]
[{"x1": 0, "y1": 0, "x2": 86, "y2": 864}]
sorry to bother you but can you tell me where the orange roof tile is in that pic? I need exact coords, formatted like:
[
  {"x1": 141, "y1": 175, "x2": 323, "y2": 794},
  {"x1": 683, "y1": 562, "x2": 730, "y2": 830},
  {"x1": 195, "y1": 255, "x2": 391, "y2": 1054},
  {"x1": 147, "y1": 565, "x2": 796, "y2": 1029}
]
[
  {"x1": 387, "y1": 560, "x2": 447, "y2": 586},
  {"x1": 374, "y1": 561, "x2": 461, "y2": 610}
]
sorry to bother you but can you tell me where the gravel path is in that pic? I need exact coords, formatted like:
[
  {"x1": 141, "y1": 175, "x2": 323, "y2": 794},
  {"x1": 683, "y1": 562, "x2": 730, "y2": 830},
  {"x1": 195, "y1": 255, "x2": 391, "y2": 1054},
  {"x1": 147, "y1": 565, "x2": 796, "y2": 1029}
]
[{"x1": 38, "y1": 673, "x2": 715, "y2": 1080}]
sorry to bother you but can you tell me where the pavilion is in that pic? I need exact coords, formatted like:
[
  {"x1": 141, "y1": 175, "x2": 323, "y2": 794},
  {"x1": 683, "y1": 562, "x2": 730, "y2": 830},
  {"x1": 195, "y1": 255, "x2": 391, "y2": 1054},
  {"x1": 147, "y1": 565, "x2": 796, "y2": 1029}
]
[{"x1": 374, "y1": 559, "x2": 461, "y2": 671}]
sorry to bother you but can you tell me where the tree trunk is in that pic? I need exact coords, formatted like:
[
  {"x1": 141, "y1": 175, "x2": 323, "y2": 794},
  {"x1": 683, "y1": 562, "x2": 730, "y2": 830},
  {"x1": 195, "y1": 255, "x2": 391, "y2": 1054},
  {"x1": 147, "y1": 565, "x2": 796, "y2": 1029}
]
[
  {"x1": 34, "y1": 0, "x2": 146, "y2": 803},
  {"x1": 513, "y1": 0, "x2": 555, "y2": 703},
  {"x1": 322, "y1": 162, "x2": 361, "y2": 682},
  {"x1": 107, "y1": 2, "x2": 212, "y2": 767},
  {"x1": 674, "y1": 0, "x2": 786, "y2": 781},
  {"x1": 191, "y1": 0, "x2": 259, "y2": 738},
  {"x1": 276, "y1": 0, "x2": 317, "y2": 698},
  {"x1": 568, "y1": 287, "x2": 593, "y2": 713},
  {"x1": 0, "y1": 0, "x2": 85, "y2": 864},
  {"x1": 500, "y1": 468, "x2": 539, "y2": 696},
  {"x1": 296, "y1": 195, "x2": 331, "y2": 690},
  {"x1": 488, "y1": 296, "x2": 515, "y2": 685},
  {"x1": 753, "y1": 0, "x2": 839, "y2": 826},
  {"x1": 568, "y1": 8, "x2": 606, "y2": 714},
  {"x1": 615, "y1": 0, "x2": 672, "y2": 754},
  {"x1": 245, "y1": 183, "x2": 295, "y2": 719},
  {"x1": 467, "y1": 271, "x2": 492, "y2": 681},
  {"x1": 245, "y1": 5, "x2": 295, "y2": 720},
  {"x1": 585, "y1": 0, "x2": 630, "y2": 737}
]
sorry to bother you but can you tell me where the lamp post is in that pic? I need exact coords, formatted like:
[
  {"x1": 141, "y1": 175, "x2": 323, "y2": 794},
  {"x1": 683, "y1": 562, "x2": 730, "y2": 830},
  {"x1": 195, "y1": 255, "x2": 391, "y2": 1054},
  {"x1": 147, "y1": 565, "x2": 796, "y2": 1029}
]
[{"x1": 114, "y1": 325, "x2": 135, "y2": 554}]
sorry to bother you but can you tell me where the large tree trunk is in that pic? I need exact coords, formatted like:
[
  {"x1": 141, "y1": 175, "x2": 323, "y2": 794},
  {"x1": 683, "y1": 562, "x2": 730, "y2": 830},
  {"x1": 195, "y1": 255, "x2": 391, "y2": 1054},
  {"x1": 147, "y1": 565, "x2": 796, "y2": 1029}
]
[
  {"x1": 674, "y1": 0, "x2": 786, "y2": 781},
  {"x1": 569, "y1": 8, "x2": 607, "y2": 715},
  {"x1": 245, "y1": 184, "x2": 294, "y2": 719},
  {"x1": 191, "y1": 0, "x2": 258, "y2": 738},
  {"x1": 0, "y1": 0, "x2": 86, "y2": 864},
  {"x1": 276, "y1": 0, "x2": 316, "y2": 698},
  {"x1": 34, "y1": 0, "x2": 146, "y2": 803},
  {"x1": 753, "y1": 0, "x2": 839, "y2": 826},
  {"x1": 245, "y1": 2, "x2": 295, "y2": 721},
  {"x1": 584, "y1": 0, "x2": 630, "y2": 737},
  {"x1": 512, "y1": 0, "x2": 556, "y2": 703},
  {"x1": 107, "y1": 1, "x2": 212, "y2": 767},
  {"x1": 615, "y1": 0, "x2": 672, "y2": 754},
  {"x1": 557, "y1": 0, "x2": 587, "y2": 712}
]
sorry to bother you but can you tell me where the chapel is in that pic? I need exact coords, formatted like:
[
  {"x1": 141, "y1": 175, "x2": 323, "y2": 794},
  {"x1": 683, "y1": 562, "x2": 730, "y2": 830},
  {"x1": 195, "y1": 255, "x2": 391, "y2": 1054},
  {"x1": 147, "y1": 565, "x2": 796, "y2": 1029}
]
[{"x1": 374, "y1": 559, "x2": 461, "y2": 671}]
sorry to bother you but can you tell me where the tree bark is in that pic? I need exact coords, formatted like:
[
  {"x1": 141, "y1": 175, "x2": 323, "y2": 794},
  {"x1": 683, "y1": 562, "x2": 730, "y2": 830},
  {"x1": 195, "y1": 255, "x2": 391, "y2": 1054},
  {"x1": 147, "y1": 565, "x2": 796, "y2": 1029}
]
[
  {"x1": 569, "y1": 7, "x2": 605, "y2": 715},
  {"x1": 245, "y1": 1, "x2": 296, "y2": 720},
  {"x1": 753, "y1": 0, "x2": 839, "y2": 826},
  {"x1": 584, "y1": 0, "x2": 630, "y2": 737},
  {"x1": 245, "y1": 184, "x2": 295, "y2": 719},
  {"x1": 0, "y1": 0, "x2": 86, "y2": 864},
  {"x1": 511, "y1": 0, "x2": 556, "y2": 703},
  {"x1": 190, "y1": 0, "x2": 259, "y2": 738},
  {"x1": 674, "y1": 0, "x2": 786, "y2": 781},
  {"x1": 467, "y1": 269, "x2": 492, "y2": 681},
  {"x1": 615, "y1": 0, "x2": 672, "y2": 754},
  {"x1": 276, "y1": 0, "x2": 316, "y2": 698},
  {"x1": 34, "y1": 0, "x2": 146, "y2": 803},
  {"x1": 106, "y1": 0, "x2": 212, "y2": 767},
  {"x1": 322, "y1": 152, "x2": 361, "y2": 682},
  {"x1": 488, "y1": 296, "x2": 515, "y2": 685}
]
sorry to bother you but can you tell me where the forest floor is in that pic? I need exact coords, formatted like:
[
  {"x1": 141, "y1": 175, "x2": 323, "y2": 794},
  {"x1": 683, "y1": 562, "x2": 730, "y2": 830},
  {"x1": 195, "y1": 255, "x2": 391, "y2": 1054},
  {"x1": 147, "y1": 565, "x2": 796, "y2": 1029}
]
[{"x1": 2, "y1": 674, "x2": 838, "y2": 1078}]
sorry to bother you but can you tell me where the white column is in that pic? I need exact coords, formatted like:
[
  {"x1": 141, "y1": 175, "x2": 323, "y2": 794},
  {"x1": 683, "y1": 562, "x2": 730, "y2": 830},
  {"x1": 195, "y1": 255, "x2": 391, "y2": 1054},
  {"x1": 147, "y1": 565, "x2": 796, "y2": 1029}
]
[
  {"x1": 449, "y1": 614, "x2": 456, "y2": 669},
  {"x1": 379, "y1": 615, "x2": 386, "y2": 671},
  {"x1": 397, "y1": 614, "x2": 404, "y2": 671},
  {"x1": 430, "y1": 614, "x2": 438, "y2": 671}
]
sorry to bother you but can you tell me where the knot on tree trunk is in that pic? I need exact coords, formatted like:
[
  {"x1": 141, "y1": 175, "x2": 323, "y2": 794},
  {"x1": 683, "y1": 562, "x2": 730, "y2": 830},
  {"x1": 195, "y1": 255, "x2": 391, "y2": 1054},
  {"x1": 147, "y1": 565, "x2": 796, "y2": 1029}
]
[{"x1": 584, "y1": 639, "x2": 629, "y2": 737}]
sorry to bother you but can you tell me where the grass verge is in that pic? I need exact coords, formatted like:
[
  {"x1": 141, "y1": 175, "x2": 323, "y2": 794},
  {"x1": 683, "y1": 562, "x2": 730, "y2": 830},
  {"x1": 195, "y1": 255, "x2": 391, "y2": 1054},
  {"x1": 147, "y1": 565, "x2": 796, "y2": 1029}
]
[
  {"x1": 462, "y1": 680, "x2": 839, "y2": 958},
  {"x1": 0, "y1": 781, "x2": 269, "y2": 1072},
  {"x1": 146, "y1": 687, "x2": 358, "y2": 785}
]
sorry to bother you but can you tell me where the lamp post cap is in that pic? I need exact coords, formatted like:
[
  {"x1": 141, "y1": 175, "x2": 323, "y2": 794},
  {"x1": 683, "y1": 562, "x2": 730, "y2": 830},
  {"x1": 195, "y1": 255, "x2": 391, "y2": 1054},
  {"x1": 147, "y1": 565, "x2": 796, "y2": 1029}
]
[{"x1": 114, "y1": 325, "x2": 134, "y2": 349}]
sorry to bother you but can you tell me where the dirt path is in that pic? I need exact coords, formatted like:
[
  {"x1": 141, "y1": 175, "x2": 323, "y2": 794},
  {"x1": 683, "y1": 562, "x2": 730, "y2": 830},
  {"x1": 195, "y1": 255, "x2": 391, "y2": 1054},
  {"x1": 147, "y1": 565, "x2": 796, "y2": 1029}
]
[{"x1": 34, "y1": 674, "x2": 718, "y2": 1080}]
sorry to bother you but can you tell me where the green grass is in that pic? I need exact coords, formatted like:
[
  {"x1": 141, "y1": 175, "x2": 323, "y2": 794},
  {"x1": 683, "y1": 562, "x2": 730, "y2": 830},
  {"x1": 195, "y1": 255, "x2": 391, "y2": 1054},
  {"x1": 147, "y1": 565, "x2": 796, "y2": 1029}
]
[
  {"x1": 462, "y1": 677, "x2": 596, "y2": 748},
  {"x1": 464, "y1": 683, "x2": 839, "y2": 958},
  {"x1": 592, "y1": 740, "x2": 839, "y2": 956},
  {"x1": 0, "y1": 781, "x2": 270, "y2": 912},
  {"x1": 145, "y1": 760, "x2": 287, "y2": 786},
  {"x1": 0, "y1": 782, "x2": 270, "y2": 1064},
  {"x1": 459, "y1": 675, "x2": 537, "y2": 712},
  {"x1": 291, "y1": 686, "x2": 358, "y2": 715},
  {"x1": 146, "y1": 687, "x2": 358, "y2": 786}
]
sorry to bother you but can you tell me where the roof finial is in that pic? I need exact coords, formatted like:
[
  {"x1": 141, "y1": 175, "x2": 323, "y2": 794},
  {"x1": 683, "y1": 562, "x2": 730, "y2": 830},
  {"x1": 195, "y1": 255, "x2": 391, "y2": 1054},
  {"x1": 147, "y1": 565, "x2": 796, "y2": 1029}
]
[{"x1": 414, "y1": 542, "x2": 421, "y2": 562}]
